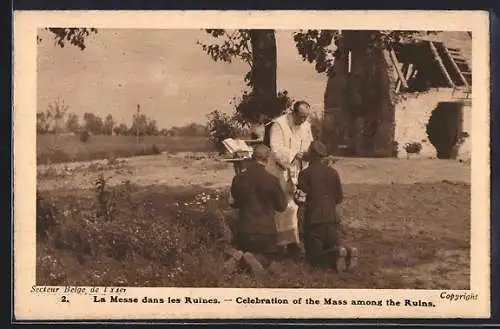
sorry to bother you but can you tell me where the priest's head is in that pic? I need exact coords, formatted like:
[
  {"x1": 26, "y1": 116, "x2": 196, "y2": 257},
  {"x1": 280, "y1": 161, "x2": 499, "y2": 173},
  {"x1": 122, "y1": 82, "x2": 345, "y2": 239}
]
[{"x1": 291, "y1": 101, "x2": 311, "y2": 126}]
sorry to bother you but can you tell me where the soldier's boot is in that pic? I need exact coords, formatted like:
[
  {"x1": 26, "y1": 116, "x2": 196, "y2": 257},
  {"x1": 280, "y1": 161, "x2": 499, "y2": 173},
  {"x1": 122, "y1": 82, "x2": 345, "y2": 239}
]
[
  {"x1": 287, "y1": 243, "x2": 305, "y2": 261},
  {"x1": 332, "y1": 246, "x2": 348, "y2": 273},
  {"x1": 346, "y1": 247, "x2": 359, "y2": 271}
]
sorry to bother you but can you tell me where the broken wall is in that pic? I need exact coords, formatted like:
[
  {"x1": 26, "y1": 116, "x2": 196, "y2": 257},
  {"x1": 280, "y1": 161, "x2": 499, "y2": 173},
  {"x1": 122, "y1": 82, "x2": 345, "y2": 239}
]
[
  {"x1": 323, "y1": 31, "x2": 472, "y2": 159},
  {"x1": 394, "y1": 88, "x2": 471, "y2": 160}
]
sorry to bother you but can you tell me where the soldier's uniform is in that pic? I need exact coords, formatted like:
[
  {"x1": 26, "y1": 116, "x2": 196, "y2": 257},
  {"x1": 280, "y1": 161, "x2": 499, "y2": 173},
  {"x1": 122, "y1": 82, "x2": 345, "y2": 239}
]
[
  {"x1": 297, "y1": 141, "x2": 358, "y2": 271},
  {"x1": 230, "y1": 145, "x2": 288, "y2": 270}
]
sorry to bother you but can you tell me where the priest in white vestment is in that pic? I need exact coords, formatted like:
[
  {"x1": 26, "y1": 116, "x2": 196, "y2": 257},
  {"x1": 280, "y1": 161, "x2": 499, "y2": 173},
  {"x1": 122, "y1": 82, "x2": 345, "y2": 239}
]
[{"x1": 266, "y1": 101, "x2": 314, "y2": 256}]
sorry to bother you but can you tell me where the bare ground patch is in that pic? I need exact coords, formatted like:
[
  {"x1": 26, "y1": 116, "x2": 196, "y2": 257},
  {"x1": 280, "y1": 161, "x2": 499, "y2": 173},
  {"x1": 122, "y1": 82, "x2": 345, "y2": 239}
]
[{"x1": 37, "y1": 153, "x2": 470, "y2": 191}]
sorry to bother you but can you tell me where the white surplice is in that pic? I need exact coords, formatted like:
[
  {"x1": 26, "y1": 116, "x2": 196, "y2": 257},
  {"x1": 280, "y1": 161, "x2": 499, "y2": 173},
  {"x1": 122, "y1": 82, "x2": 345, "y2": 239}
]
[{"x1": 267, "y1": 112, "x2": 313, "y2": 246}]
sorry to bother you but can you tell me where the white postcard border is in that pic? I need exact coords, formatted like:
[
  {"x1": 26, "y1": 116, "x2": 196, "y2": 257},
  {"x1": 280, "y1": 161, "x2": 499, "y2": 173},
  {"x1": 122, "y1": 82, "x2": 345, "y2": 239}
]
[{"x1": 13, "y1": 10, "x2": 491, "y2": 320}]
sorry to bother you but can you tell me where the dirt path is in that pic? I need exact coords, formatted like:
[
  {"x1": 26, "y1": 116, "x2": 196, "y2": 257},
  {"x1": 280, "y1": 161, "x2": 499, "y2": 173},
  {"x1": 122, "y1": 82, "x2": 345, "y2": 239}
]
[{"x1": 37, "y1": 152, "x2": 471, "y2": 191}]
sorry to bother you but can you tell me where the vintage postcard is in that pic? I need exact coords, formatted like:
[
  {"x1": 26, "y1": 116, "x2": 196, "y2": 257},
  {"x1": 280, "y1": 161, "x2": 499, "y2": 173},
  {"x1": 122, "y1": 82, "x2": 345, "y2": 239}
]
[{"x1": 13, "y1": 10, "x2": 491, "y2": 320}]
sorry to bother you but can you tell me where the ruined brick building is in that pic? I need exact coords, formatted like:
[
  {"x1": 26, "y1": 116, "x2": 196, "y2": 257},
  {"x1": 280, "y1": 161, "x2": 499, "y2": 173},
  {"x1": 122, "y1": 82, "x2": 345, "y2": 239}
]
[{"x1": 322, "y1": 31, "x2": 472, "y2": 160}]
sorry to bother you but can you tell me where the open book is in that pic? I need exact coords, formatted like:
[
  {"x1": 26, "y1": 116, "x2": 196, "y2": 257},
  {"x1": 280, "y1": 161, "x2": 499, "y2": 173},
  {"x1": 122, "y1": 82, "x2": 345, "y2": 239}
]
[{"x1": 221, "y1": 138, "x2": 253, "y2": 159}]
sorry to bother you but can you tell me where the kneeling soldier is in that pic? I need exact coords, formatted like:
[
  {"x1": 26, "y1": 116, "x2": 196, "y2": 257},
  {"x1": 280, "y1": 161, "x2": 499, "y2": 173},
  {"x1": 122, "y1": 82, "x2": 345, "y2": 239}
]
[{"x1": 296, "y1": 141, "x2": 358, "y2": 272}]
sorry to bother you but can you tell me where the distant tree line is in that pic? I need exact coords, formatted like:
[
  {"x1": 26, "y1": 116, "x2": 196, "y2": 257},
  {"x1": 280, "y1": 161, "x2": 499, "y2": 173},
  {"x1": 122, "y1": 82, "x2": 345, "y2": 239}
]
[{"x1": 36, "y1": 99, "x2": 208, "y2": 137}]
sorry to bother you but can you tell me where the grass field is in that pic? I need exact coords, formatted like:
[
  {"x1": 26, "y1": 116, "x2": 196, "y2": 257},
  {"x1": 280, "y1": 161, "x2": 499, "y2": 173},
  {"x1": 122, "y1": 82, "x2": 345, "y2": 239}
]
[
  {"x1": 37, "y1": 134, "x2": 212, "y2": 165},
  {"x1": 36, "y1": 152, "x2": 471, "y2": 289}
]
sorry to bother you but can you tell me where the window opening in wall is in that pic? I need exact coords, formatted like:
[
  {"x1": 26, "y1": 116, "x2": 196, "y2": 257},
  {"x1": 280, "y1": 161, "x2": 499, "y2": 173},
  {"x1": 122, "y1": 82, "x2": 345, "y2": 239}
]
[{"x1": 426, "y1": 101, "x2": 464, "y2": 159}]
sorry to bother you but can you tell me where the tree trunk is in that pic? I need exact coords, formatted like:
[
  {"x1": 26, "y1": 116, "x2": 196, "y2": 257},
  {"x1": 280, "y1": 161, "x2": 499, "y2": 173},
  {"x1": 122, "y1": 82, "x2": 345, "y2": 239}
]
[{"x1": 250, "y1": 30, "x2": 279, "y2": 119}]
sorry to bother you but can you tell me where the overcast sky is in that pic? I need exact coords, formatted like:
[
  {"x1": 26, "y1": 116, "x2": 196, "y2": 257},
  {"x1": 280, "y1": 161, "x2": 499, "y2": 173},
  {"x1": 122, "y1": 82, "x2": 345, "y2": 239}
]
[{"x1": 37, "y1": 29, "x2": 328, "y2": 129}]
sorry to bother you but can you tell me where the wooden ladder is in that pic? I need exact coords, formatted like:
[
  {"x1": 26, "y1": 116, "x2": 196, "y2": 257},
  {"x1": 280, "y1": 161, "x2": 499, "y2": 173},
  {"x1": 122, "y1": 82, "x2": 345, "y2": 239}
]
[
  {"x1": 428, "y1": 41, "x2": 455, "y2": 87},
  {"x1": 429, "y1": 42, "x2": 472, "y2": 86},
  {"x1": 443, "y1": 45, "x2": 472, "y2": 100},
  {"x1": 429, "y1": 41, "x2": 471, "y2": 86},
  {"x1": 427, "y1": 41, "x2": 472, "y2": 102},
  {"x1": 443, "y1": 46, "x2": 472, "y2": 87}
]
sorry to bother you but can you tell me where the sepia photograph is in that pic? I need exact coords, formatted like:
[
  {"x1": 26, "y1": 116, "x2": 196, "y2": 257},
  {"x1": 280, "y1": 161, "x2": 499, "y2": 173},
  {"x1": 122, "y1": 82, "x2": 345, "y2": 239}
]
[
  {"x1": 14, "y1": 10, "x2": 490, "y2": 320},
  {"x1": 35, "y1": 27, "x2": 473, "y2": 289}
]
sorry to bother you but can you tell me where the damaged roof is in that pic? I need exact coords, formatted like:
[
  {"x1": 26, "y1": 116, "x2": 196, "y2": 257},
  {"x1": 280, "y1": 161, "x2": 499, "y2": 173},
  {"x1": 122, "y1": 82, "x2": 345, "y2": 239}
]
[
  {"x1": 416, "y1": 31, "x2": 472, "y2": 69},
  {"x1": 392, "y1": 31, "x2": 472, "y2": 93}
]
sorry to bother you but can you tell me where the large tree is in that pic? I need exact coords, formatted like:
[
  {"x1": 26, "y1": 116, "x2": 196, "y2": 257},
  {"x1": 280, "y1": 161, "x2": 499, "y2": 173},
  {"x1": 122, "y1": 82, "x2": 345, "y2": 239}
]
[
  {"x1": 83, "y1": 112, "x2": 104, "y2": 135},
  {"x1": 46, "y1": 97, "x2": 69, "y2": 133},
  {"x1": 200, "y1": 29, "x2": 434, "y2": 123},
  {"x1": 248, "y1": 30, "x2": 278, "y2": 118},
  {"x1": 103, "y1": 114, "x2": 116, "y2": 135},
  {"x1": 199, "y1": 29, "x2": 339, "y2": 123},
  {"x1": 129, "y1": 105, "x2": 149, "y2": 137},
  {"x1": 199, "y1": 30, "x2": 284, "y2": 123}
]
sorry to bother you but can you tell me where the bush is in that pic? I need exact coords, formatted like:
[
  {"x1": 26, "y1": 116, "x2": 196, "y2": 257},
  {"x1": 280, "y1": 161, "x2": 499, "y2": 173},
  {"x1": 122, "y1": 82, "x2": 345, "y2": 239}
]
[
  {"x1": 207, "y1": 90, "x2": 296, "y2": 155},
  {"x1": 277, "y1": 90, "x2": 294, "y2": 116},
  {"x1": 391, "y1": 141, "x2": 399, "y2": 157},
  {"x1": 404, "y1": 142, "x2": 422, "y2": 155},
  {"x1": 36, "y1": 185, "x2": 226, "y2": 285},
  {"x1": 206, "y1": 110, "x2": 245, "y2": 154},
  {"x1": 93, "y1": 173, "x2": 133, "y2": 222},
  {"x1": 231, "y1": 90, "x2": 293, "y2": 124},
  {"x1": 51, "y1": 214, "x2": 92, "y2": 263},
  {"x1": 36, "y1": 192, "x2": 58, "y2": 240}
]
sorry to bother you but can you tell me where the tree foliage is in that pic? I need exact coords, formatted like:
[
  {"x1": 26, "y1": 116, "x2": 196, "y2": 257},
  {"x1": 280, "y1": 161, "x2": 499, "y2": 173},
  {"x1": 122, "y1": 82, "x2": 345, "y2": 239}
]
[
  {"x1": 65, "y1": 113, "x2": 80, "y2": 133},
  {"x1": 206, "y1": 110, "x2": 248, "y2": 154},
  {"x1": 36, "y1": 112, "x2": 51, "y2": 134},
  {"x1": 130, "y1": 105, "x2": 148, "y2": 137},
  {"x1": 293, "y1": 30, "x2": 340, "y2": 77},
  {"x1": 292, "y1": 30, "x2": 437, "y2": 77},
  {"x1": 36, "y1": 104, "x2": 207, "y2": 137},
  {"x1": 113, "y1": 123, "x2": 129, "y2": 136},
  {"x1": 198, "y1": 30, "x2": 253, "y2": 86},
  {"x1": 199, "y1": 29, "x2": 292, "y2": 126},
  {"x1": 83, "y1": 112, "x2": 104, "y2": 135},
  {"x1": 128, "y1": 105, "x2": 160, "y2": 137},
  {"x1": 36, "y1": 98, "x2": 70, "y2": 133},
  {"x1": 37, "y1": 28, "x2": 98, "y2": 50},
  {"x1": 103, "y1": 114, "x2": 116, "y2": 136}
]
